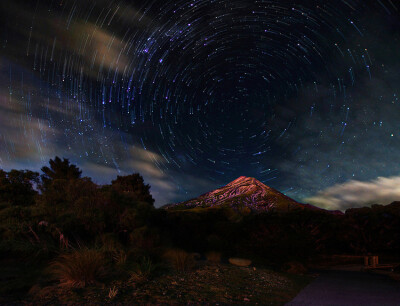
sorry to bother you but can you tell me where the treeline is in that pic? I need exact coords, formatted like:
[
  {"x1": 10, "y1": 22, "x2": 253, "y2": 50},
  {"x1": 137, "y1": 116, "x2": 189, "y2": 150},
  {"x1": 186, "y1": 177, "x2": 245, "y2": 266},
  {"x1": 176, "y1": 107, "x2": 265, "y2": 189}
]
[
  {"x1": 0, "y1": 156, "x2": 159, "y2": 259},
  {"x1": 160, "y1": 205, "x2": 400, "y2": 265}
]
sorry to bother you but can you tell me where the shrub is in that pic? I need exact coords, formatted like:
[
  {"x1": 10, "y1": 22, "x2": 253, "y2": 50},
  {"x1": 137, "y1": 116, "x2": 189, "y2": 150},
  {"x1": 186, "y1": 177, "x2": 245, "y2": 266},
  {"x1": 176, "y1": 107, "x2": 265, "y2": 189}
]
[
  {"x1": 99, "y1": 233, "x2": 122, "y2": 253},
  {"x1": 164, "y1": 248, "x2": 195, "y2": 272},
  {"x1": 50, "y1": 248, "x2": 106, "y2": 287},
  {"x1": 130, "y1": 256, "x2": 158, "y2": 283},
  {"x1": 128, "y1": 226, "x2": 160, "y2": 250},
  {"x1": 112, "y1": 249, "x2": 127, "y2": 266}
]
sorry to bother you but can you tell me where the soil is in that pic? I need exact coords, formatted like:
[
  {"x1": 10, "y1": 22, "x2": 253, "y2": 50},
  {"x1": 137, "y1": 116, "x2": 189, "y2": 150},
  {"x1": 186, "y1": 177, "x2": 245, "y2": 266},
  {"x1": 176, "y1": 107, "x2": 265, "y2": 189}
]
[{"x1": 28, "y1": 262, "x2": 312, "y2": 305}]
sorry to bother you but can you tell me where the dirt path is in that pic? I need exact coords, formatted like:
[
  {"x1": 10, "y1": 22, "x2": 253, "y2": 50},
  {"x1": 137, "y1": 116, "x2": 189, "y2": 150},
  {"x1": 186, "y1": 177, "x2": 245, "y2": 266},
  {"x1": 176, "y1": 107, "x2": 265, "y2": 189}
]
[{"x1": 287, "y1": 270, "x2": 400, "y2": 306}]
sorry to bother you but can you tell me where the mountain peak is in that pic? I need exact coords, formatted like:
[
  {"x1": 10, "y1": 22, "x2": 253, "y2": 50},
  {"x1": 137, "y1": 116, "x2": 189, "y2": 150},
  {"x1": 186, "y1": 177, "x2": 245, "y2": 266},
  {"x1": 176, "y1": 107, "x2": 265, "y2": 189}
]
[
  {"x1": 232, "y1": 176, "x2": 252, "y2": 182},
  {"x1": 227, "y1": 176, "x2": 259, "y2": 185},
  {"x1": 169, "y1": 176, "x2": 313, "y2": 212}
]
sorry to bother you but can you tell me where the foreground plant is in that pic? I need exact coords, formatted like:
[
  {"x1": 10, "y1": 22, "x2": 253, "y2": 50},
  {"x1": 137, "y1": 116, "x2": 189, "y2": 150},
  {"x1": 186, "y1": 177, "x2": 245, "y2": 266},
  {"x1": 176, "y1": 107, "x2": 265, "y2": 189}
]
[
  {"x1": 130, "y1": 256, "x2": 158, "y2": 283},
  {"x1": 50, "y1": 248, "x2": 107, "y2": 287},
  {"x1": 108, "y1": 286, "x2": 118, "y2": 299},
  {"x1": 164, "y1": 248, "x2": 195, "y2": 272},
  {"x1": 112, "y1": 249, "x2": 128, "y2": 266}
]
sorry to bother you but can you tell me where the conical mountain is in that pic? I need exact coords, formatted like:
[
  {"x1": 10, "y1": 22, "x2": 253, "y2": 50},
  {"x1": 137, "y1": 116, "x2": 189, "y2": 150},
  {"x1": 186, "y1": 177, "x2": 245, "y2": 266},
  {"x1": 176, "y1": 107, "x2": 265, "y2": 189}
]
[{"x1": 169, "y1": 176, "x2": 321, "y2": 212}]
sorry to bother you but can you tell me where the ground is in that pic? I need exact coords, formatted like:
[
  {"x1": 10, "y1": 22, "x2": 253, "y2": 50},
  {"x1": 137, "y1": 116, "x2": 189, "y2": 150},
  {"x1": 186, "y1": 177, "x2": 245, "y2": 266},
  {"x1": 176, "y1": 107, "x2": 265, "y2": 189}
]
[{"x1": 0, "y1": 260, "x2": 312, "y2": 304}]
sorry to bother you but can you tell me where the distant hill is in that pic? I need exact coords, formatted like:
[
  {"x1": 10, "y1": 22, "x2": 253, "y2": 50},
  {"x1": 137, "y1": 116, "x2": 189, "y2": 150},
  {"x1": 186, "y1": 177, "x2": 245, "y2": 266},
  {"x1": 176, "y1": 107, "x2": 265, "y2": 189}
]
[{"x1": 166, "y1": 176, "x2": 338, "y2": 213}]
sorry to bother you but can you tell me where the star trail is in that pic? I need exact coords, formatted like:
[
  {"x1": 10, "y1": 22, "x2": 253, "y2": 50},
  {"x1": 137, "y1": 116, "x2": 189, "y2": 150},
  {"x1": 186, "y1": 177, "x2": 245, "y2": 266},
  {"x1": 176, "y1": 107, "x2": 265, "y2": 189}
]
[{"x1": 0, "y1": 0, "x2": 399, "y2": 208}]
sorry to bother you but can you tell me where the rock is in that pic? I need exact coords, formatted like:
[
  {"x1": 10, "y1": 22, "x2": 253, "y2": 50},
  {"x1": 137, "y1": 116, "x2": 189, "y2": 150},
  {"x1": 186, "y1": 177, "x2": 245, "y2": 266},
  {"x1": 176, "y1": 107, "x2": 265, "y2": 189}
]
[{"x1": 228, "y1": 258, "x2": 252, "y2": 267}]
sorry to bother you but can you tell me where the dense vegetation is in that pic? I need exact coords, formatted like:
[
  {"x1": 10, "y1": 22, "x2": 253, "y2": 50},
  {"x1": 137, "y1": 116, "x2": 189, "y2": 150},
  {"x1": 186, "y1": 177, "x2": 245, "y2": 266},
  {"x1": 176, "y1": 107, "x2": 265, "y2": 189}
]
[
  {"x1": 0, "y1": 157, "x2": 399, "y2": 302},
  {"x1": 0, "y1": 157, "x2": 157, "y2": 260},
  {"x1": 161, "y1": 204, "x2": 400, "y2": 264}
]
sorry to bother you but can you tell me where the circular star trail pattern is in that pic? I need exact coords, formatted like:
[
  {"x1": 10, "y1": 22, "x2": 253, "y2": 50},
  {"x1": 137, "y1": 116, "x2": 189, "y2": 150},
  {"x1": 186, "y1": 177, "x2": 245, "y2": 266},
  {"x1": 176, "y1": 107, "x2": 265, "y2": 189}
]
[{"x1": 1, "y1": 0, "x2": 400, "y2": 204}]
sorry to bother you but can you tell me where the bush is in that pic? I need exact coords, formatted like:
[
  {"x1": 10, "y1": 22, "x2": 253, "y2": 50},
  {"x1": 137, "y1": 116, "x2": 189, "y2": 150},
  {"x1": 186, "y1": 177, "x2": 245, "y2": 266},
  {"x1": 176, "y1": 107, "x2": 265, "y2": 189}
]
[
  {"x1": 99, "y1": 234, "x2": 123, "y2": 255},
  {"x1": 128, "y1": 226, "x2": 160, "y2": 250},
  {"x1": 112, "y1": 249, "x2": 127, "y2": 266},
  {"x1": 50, "y1": 248, "x2": 107, "y2": 287},
  {"x1": 130, "y1": 256, "x2": 158, "y2": 283},
  {"x1": 164, "y1": 248, "x2": 195, "y2": 272}
]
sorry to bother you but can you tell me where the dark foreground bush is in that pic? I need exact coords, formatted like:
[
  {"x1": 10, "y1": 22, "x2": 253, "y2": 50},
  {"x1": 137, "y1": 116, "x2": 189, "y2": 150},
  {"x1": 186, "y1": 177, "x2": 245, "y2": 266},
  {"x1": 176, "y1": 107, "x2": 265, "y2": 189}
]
[
  {"x1": 50, "y1": 248, "x2": 107, "y2": 287},
  {"x1": 130, "y1": 256, "x2": 159, "y2": 283}
]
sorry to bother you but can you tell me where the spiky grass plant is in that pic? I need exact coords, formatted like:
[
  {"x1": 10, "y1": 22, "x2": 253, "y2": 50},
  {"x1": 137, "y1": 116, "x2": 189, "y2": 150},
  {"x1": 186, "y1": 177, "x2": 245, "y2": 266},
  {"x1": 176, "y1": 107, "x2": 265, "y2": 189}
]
[
  {"x1": 164, "y1": 248, "x2": 195, "y2": 272},
  {"x1": 50, "y1": 248, "x2": 107, "y2": 287},
  {"x1": 130, "y1": 256, "x2": 158, "y2": 283},
  {"x1": 108, "y1": 286, "x2": 118, "y2": 299},
  {"x1": 112, "y1": 249, "x2": 127, "y2": 266}
]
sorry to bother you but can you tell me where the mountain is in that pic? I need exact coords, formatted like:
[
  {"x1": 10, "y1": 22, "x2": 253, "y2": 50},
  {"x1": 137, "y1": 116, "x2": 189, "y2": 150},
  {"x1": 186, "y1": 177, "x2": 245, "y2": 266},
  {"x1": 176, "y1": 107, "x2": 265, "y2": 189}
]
[{"x1": 167, "y1": 176, "x2": 330, "y2": 213}]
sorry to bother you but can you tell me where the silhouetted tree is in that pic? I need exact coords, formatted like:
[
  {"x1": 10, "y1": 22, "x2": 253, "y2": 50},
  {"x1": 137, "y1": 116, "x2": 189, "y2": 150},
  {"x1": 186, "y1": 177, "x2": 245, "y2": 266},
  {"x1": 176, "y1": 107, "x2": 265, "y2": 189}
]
[
  {"x1": 0, "y1": 169, "x2": 39, "y2": 206},
  {"x1": 40, "y1": 157, "x2": 82, "y2": 191},
  {"x1": 111, "y1": 173, "x2": 155, "y2": 206},
  {"x1": 39, "y1": 157, "x2": 83, "y2": 210}
]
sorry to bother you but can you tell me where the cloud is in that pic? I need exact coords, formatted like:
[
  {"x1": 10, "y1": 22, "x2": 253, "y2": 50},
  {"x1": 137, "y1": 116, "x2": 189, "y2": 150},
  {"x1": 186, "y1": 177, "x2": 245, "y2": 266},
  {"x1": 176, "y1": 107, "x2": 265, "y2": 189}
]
[
  {"x1": 80, "y1": 146, "x2": 179, "y2": 207},
  {"x1": 0, "y1": 72, "x2": 61, "y2": 168},
  {"x1": 0, "y1": 1, "x2": 155, "y2": 80},
  {"x1": 126, "y1": 146, "x2": 178, "y2": 202},
  {"x1": 81, "y1": 145, "x2": 218, "y2": 207},
  {"x1": 0, "y1": 57, "x2": 105, "y2": 170},
  {"x1": 69, "y1": 22, "x2": 130, "y2": 78},
  {"x1": 305, "y1": 176, "x2": 400, "y2": 211}
]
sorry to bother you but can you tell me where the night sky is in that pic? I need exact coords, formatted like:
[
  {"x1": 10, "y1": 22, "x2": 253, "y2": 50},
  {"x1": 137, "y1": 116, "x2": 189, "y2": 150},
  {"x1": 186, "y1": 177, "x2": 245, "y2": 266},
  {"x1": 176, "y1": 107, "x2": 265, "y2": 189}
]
[{"x1": 1, "y1": 0, "x2": 400, "y2": 209}]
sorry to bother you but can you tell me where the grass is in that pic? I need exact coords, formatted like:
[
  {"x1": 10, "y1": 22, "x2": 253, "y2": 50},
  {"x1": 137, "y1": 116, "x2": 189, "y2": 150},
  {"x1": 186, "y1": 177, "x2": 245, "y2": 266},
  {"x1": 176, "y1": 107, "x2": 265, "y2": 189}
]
[
  {"x1": 49, "y1": 248, "x2": 107, "y2": 288},
  {"x1": 107, "y1": 286, "x2": 118, "y2": 299},
  {"x1": 112, "y1": 249, "x2": 127, "y2": 266},
  {"x1": 130, "y1": 256, "x2": 159, "y2": 283},
  {"x1": 164, "y1": 248, "x2": 195, "y2": 272}
]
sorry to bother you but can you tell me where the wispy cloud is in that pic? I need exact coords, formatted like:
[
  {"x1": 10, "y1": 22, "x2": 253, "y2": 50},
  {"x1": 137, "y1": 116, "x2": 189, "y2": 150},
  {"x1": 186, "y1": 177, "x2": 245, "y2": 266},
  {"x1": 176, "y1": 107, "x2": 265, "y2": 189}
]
[
  {"x1": 83, "y1": 145, "x2": 217, "y2": 207},
  {"x1": 305, "y1": 176, "x2": 400, "y2": 211},
  {"x1": 81, "y1": 146, "x2": 177, "y2": 206},
  {"x1": 0, "y1": 68, "x2": 62, "y2": 167},
  {"x1": 69, "y1": 22, "x2": 130, "y2": 78}
]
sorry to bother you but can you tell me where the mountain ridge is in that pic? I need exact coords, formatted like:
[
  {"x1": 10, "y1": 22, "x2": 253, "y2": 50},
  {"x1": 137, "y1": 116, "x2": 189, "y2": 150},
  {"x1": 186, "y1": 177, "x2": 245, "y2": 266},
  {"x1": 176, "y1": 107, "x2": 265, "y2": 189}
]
[{"x1": 166, "y1": 176, "x2": 338, "y2": 213}]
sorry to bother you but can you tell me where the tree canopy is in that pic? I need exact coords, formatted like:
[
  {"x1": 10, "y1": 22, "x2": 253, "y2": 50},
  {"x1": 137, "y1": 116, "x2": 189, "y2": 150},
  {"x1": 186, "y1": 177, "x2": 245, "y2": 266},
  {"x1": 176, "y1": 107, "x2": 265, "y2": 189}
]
[
  {"x1": 41, "y1": 157, "x2": 82, "y2": 190},
  {"x1": 111, "y1": 173, "x2": 155, "y2": 206},
  {"x1": 0, "y1": 169, "x2": 39, "y2": 206}
]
